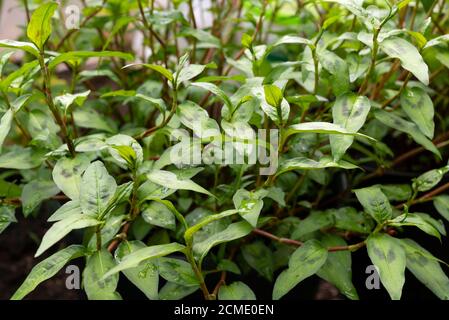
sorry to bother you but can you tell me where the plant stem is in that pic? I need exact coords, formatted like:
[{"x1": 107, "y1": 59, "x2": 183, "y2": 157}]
[
  {"x1": 358, "y1": 28, "x2": 380, "y2": 94},
  {"x1": 252, "y1": 228, "x2": 366, "y2": 252},
  {"x1": 38, "y1": 53, "x2": 76, "y2": 157}
]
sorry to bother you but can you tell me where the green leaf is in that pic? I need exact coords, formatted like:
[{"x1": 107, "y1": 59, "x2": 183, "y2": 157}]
[
  {"x1": 412, "y1": 166, "x2": 448, "y2": 192},
  {"x1": 49, "y1": 51, "x2": 133, "y2": 70},
  {"x1": 217, "y1": 259, "x2": 241, "y2": 274},
  {"x1": 0, "y1": 179, "x2": 21, "y2": 198},
  {"x1": 319, "y1": 50, "x2": 350, "y2": 96},
  {"x1": 192, "y1": 221, "x2": 252, "y2": 263},
  {"x1": 115, "y1": 240, "x2": 159, "y2": 300},
  {"x1": 273, "y1": 240, "x2": 328, "y2": 300},
  {"x1": 158, "y1": 257, "x2": 199, "y2": 287},
  {"x1": 83, "y1": 249, "x2": 121, "y2": 300},
  {"x1": 276, "y1": 156, "x2": 359, "y2": 177},
  {"x1": 0, "y1": 147, "x2": 44, "y2": 169},
  {"x1": 124, "y1": 63, "x2": 173, "y2": 81},
  {"x1": 35, "y1": 214, "x2": 100, "y2": 257},
  {"x1": 273, "y1": 35, "x2": 312, "y2": 47},
  {"x1": 52, "y1": 154, "x2": 90, "y2": 200},
  {"x1": 176, "y1": 100, "x2": 209, "y2": 129},
  {"x1": 27, "y1": 2, "x2": 58, "y2": 50},
  {"x1": 175, "y1": 64, "x2": 208, "y2": 86},
  {"x1": 106, "y1": 134, "x2": 143, "y2": 168},
  {"x1": 380, "y1": 37, "x2": 429, "y2": 85},
  {"x1": 219, "y1": 282, "x2": 256, "y2": 300},
  {"x1": 233, "y1": 189, "x2": 264, "y2": 228},
  {"x1": 242, "y1": 241, "x2": 274, "y2": 281},
  {"x1": 158, "y1": 281, "x2": 199, "y2": 300},
  {"x1": 317, "y1": 234, "x2": 359, "y2": 300},
  {"x1": 142, "y1": 201, "x2": 176, "y2": 230},
  {"x1": 10, "y1": 94, "x2": 35, "y2": 113},
  {"x1": 434, "y1": 195, "x2": 449, "y2": 222},
  {"x1": 103, "y1": 243, "x2": 186, "y2": 278},
  {"x1": 325, "y1": 0, "x2": 380, "y2": 29},
  {"x1": 0, "y1": 109, "x2": 13, "y2": 153},
  {"x1": 287, "y1": 122, "x2": 375, "y2": 141},
  {"x1": 366, "y1": 233, "x2": 406, "y2": 300},
  {"x1": 0, "y1": 206, "x2": 16, "y2": 234},
  {"x1": 292, "y1": 211, "x2": 334, "y2": 240},
  {"x1": 241, "y1": 33, "x2": 253, "y2": 49},
  {"x1": 47, "y1": 200, "x2": 80, "y2": 222},
  {"x1": 254, "y1": 85, "x2": 290, "y2": 125},
  {"x1": 184, "y1": 209, "x2": 239, "y2": 243},
  {"x1": 72, "y1": 108, "x2": 116, "y2": 133},
  {"x1": 190, "y1": 82, "x2": 233, "y2": 111},
  {"x1": 423, "y1": 34, "x2": 449, "y2": 49},
  {"x1": 54, "y1": 90, "x2": 90, "y2": 114},
  {"x1": 400, "y1": 238, "x2": 449, "y2": 299},
  {"x1": 378, "y1": 184, "x2": 412, "y2": 201},
  {"x1": 11, "y1": 245, "x2": 85, "y2": 300},
  {"x1": 263, "y1": 84, "x2": 283, "y2": 108},
  {"x1": 354, "y1": 186, "x2": 392, "y2": 223},
  {"x1": 400, "y1": 87, "x2": 434, "y2": 139},
  {"x1": 330, "y1": 93, "x2": 371, "y2": 161},
  {"x1": 147, "y1": 169, "x2": 214, "y2": 197},
  {"x1": 0, "y1": 60, "x2": 40, "y2": 92},
  {"x1": 21, "y1": 179, "x2": 60, "y2": 217},
  {"x1": 79, "y1": 161, "x2": 117, "y2": 217},
  {"x1": 374, "y1": 109, "x2": 441, "y2": 158},
  {"x1": 0, "y1": 40, "x2": 39, "y2": 57},
  {"x1": 388, "y1": 213, "x2": 441, "y2": 240},
  {"x1": 331, "y1": 207, "x2": 374, "y2": 234}
]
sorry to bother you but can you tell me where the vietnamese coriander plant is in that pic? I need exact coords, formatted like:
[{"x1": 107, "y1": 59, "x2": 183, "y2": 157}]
[{"x1": 1, "y1": 0, "x2": 449, "y2": 300}]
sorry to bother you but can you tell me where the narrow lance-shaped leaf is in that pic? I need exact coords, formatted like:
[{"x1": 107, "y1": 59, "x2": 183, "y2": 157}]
[
  {"x1": 286, "y1": 122, "x2": 375, "y2": 141},
  {"x1": 400, "y1": 87, "x2": 434, "y2": 139},
  {"x1": 21, "y1": 180, "x2": 60, "y2": 217},
  {"x1": 79, "y1": 161, "x2": 117, "y2": 217},
  {"x1": 330, "y1": 93, "x2": 371, "y2": 161},
  {"x1": 0, "y1": 206, "x2": 17, "y2": 234},
  {"x1": 388, "y1": 213, "x2": 441, "y2": 240},
  {"x1": 317, "y1": 234, "x2": 359, "y2": 300},
  {"x1": 354, "y1": 186, "x2": 392, "y2": 223},
  {"x1": 400, "y1": 238, "x2": 449, "y2": 300},
  {"x1": 366, "y1": 234, "x2": 406, "y2": 300},
  {"x1": 123, "y1": 63, "x2": 173, "y2": 81},
  {"x1": 49, "y1": 51, "x2": 134, "y2": 70},
  {"x1": 434, "y1": 195, "x2": 449, "y2": 222},
  {"x1": 147, "y1": 169, "x2": 214, "y2": 198},
  {"x1": 218, "y1": 282, "x2": 257, "y2": 300},
  {"x1": 0, "y1": 109, "x2": 13, "y2": 153},
  {"x1": 115, "y1": 240, "x2": 159, "y2": 300},
  {"x1": 83, "y1": 249, "x2": 121, "y2": 300},
  {"x1": 27, "y1": 2, "x2": 58, "y2": 50},
  {"x1": 0, "y1": 40, "x2": 39, "y2": 57},
  {"x1": 380, "y1": 37, "x2": 429, "y2": 85},
  {"x1": 190, "y1": 82, "x2": 233, "y2": 111},
  {"x1": 273, "y1": 240, "x2": 328, "y2": 300},
  {"x1": 103, "y1": 243, "x2": 186, "y2": 278},
  {"x1": 275, "y1": 156, "x2": 359, "y2": 177},
  {"x1": 193, "y1": 221, "x2": 253, "y2": 264},
  {"x1": 35, "y1": 214, "x2": 100, "y2": 257},
  {"x1": 374, "y1": 109, "x2": 441, "y2": 158},
  {"x1": 11, "y1": 245, "x2": 85, "y2": 300},
  {"x1": 52, "y1": 155, "x2": 91, "y2": 200}
]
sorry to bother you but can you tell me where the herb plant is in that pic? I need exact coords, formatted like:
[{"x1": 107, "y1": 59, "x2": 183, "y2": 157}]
[{"x1": 1, "y1": 0, "x2": 449, "y2": 300}]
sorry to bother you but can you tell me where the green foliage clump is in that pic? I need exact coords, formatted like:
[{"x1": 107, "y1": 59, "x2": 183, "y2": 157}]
[{"x1": 1, "y1": 0, "x2": 449, "y2": 300}]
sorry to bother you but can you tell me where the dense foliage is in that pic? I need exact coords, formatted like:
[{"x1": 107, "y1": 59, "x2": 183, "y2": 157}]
[{"x1": 1, "y1": 0, "x2": 449, "y2": 300}]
